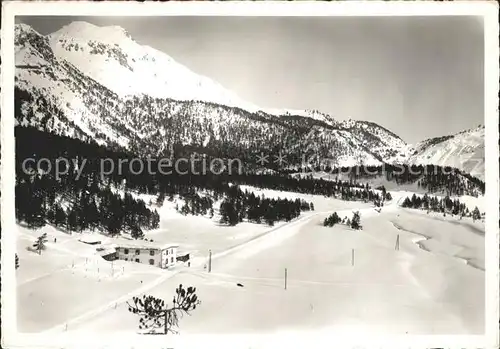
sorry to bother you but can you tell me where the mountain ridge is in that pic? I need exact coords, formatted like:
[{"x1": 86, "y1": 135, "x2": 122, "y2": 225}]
[
  {"x1": 13, "y1": 22, "x2": 484, "y2": 179},
  {"x1": 407, "y1": 125, "x2": 485, "y2": 180}
]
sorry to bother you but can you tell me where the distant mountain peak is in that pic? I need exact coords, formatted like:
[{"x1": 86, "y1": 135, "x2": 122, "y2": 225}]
[
  {"x1": 37, "y1": 21, "x2": 265, "y2": 112},
  {"x1": 15, "y1": 22, "x2": 39, "y2": 34},
  {"x1": 50, "y1": 21, "x2": 132, "y2": 43},
  {"x1": 15, "y1": 23, "x2": 44, "y2": 47}
]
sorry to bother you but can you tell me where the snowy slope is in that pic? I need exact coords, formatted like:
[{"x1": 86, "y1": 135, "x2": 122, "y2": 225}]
[
  {"x1": 408, "y1": 125, "x2": 485, "y2": 180},
  {"x1": 47, "y1": 21, "x2": 262, "y2": 113},
  {"x1": 15, "y1": 24, "x2": 133, "y2": 148},
  {"x1": 341, "y1": 119, "x2": 411, "y2": 164}
]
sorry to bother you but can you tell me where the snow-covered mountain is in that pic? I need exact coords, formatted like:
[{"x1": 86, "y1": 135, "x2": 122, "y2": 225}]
[
  {"x1": 13, "y1": 21, "x2": 484, "y2": 178},
  {"x1": 407, "y1": 125, "x2": 485, "y2": 181},
  {"x1": 46, "y1": 21, "x2": 264, "y2": 113},
  {"x1": 42, "y1": 21, "x2": 357, "y2": 124}
]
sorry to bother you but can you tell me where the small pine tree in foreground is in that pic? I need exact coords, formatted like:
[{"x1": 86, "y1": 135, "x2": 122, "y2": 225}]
[{"x1": 127, "y1": 284, "x2": 200, "y2": 335}]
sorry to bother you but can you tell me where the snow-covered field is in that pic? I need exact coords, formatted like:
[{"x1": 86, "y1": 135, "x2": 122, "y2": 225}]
[
  {"x1": 16, "y1": 188, "x2": 485, "y2": 336},
  {"x1": 16, "y1": 191, "x2": 370, "y2": 333},
  {"x1": 149, "y1": 188, "x2": 374, "y2": 263}
]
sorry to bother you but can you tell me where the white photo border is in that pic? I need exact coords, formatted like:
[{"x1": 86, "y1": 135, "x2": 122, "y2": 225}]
[{"x1": 1, "y1": 1, "x2": 498, "y2": 349}]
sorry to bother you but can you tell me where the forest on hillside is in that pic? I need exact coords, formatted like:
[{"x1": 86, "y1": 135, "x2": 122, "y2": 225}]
[
  {"x1": 285, "y1": 164, "x2": 484, "y2": 198},
  {"x1": 15, "y1": 126, "x2": 484, "y2": 237}
]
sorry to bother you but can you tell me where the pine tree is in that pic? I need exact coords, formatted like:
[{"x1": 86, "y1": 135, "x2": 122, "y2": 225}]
[
  {"x1": 150, "y1": 210, "x2": 160, "y2": 229},
  {"x1": 33, "y1": 233, "x2": 48, "y2": 255},
  {"x1": 127, "y1": 284, "x2": 200, "y2": 335},
  {"x1": 323, "y1": 217, "x2": 329, "y2": 227},
  {"x1": 107, "y1": 214, "x2": 122, "y2": 236},
  {"x1": 180, "y1": 203, "x2": 190, "y2": 216},
  {"x1": 351, "y1": 211, "x2": 361, "y2": 230},
  {"x1": 324, "y1": 212, "x2": 341, "y2": 227},
  {"x1": 157, "y1": 192, "x2": 166, "y2": 206},
  {"x1": 333, "y1": 212, "x2": 341, "y2": 225},
  {"x1": 381, "y1": 186, "x2": 387, "y2": 200},
  {"x1": 15, "y1": 253, "x2": 19, "y2": 270},
  {"x1": 220, "y1": 200, "x2": 239, "y2": 226},
  {"x1": 67, "y1": 208, "x2": 79, "y2": 232},
  {"x1": 131, "y1": 223, "x2": 144, "y2": 239},
  {"x1": 265, "y1": 216, "x2": 275, "y2": 227},
  {"x1": 84, "y1": 198, "x2": 100, "y2": 230},
  {"x1": 401, "y1": 197, "x2": 412, "y2": 208},
  {"x1": 472, "y1": 207, "x2": 481, "y2": 222}
]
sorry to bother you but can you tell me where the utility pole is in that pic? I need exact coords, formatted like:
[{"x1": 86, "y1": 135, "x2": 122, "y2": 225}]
[
  {"x1": 284, "y1": 268, "x2": 288, "y2": 290},
  {"x1": 351, "y1": 249, "x2": 355, "y2": 266},
  {"x1": 164, "y1": 305, "x2": 169, "y2": 334},
  {"x1": 208, "y1": 249, "x2": 212, "y2": 273}
]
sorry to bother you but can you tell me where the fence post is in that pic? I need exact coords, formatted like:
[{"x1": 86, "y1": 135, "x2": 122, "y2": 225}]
[
  {"x1": 395, "y1": 234, "x2": 400, "y2": 251},
  {"x1": 208, "y1": 250, "x2": 212, "y2": 273},
  {"x1": 351, "y1": 249, "x2": 355, "y2": 266},
  {"x1": 284, "y1": 268, "x2": 288, "y2": 290}
]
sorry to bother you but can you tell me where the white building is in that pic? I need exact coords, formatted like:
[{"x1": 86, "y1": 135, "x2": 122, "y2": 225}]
[{"x1": 115, "y1": 241, "x2": 178, "y2": 269}]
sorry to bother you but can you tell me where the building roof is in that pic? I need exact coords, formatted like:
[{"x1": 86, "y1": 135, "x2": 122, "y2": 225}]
[
  {"x1": 97, "y1": 247, "x2": 117, "y2": 257},
  {"x1": 78, "y1": 234, "x2": 102, "y2": 244},
  {"x1": 114, "y1": 240, "x2": 178, "y2": 251}
]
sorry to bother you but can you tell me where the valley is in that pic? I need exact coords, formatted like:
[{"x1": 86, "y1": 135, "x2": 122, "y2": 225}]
[
  {"x1": 16, "y1": 191, "x2": 485, "y2": 335},
  {"x1": 9, "y1": 19, "x2": 487, "y2": 338}
]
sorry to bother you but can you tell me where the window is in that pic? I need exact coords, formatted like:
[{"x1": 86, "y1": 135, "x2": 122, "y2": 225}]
[
  {"x1": 150, "y1": 250, "x2": 155, "y2": 256},
  {"x1": 135, "y1": 258, "x2": 140, "y2": 263},
  {"x1": 166, "y1": 249, "x2": 169, "y2": 255},
  {"x1": 124, "y1": 248, "x2": 129, "y2": 255},
  {"x1": 171, "y1": 257, "x2": 174, "y2": 264},
  {"x1": 149, "y1": 259, "x2": 154, "y2": 265},
  {"x1": 135, "y1": 249, "x2": 140, "y2": 255}
]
